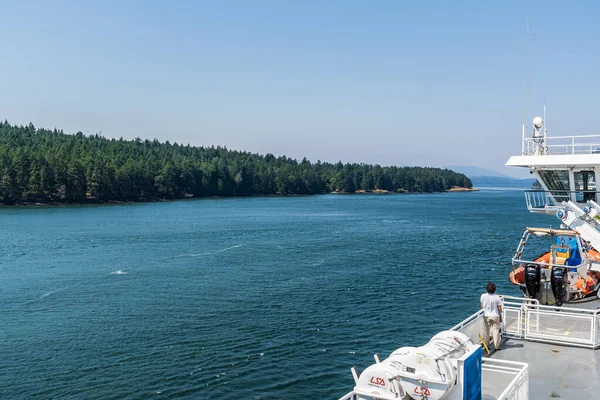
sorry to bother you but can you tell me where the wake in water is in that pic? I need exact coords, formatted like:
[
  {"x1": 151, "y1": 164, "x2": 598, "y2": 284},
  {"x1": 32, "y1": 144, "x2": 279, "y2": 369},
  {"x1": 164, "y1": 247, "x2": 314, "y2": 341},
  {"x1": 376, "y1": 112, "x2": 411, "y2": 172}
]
[
  {"x1": 40, "y1": 289, "x2": 60, "y2": 298},
  {"x1": 110, "y1": 270, "x2": 128, "y2": 275},
  {"x1": 308, "y1": 258, "x2": 326, "y2": 267},
  {"x1": 175, "y1": 244, "x2": 244, "y2": 258},
  {"x1": 23, "y1": 286, "x2": 69, "y2": 304}
]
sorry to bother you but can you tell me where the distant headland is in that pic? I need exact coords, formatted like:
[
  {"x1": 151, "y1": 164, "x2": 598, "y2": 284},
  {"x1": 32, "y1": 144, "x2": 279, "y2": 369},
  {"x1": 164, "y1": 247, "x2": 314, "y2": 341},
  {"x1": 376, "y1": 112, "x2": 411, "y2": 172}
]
[
  {"x1": 333, "y1": 186, "x2": 477, "y2": 194},
  {"x1": 0, "y1": 121, "x2": 472, "y2": 205}
]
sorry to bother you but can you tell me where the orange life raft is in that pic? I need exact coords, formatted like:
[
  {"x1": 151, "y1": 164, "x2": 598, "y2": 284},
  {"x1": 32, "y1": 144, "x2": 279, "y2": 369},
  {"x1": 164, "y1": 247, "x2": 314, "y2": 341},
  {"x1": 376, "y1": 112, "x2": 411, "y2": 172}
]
[
  {"x1": 576, "y1": 274, "x2": 599, "y2": 295},
  {"x1": 509, "y1": 252, "x2": 550, "y2": 285},
  {"x1": 509, "y1": 250, "x2": 600, "y2": 295}
]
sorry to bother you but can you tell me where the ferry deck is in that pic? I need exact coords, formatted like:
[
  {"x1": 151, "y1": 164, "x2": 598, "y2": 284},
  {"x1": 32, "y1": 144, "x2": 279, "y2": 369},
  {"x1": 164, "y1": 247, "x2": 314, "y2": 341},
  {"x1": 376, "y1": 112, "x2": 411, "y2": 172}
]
[
  {"x1": 340, "y1": 129, "x2": 600, "y2": 399},
  {"x1": 489, "y1": 335, "x2": 600, "y2": 399},
  {"x1": 472, "y1": 296, "x2": 600, "y2": 400},
  {"x1": 340, "y1": 295, "x2": 600, "y2": 400}
]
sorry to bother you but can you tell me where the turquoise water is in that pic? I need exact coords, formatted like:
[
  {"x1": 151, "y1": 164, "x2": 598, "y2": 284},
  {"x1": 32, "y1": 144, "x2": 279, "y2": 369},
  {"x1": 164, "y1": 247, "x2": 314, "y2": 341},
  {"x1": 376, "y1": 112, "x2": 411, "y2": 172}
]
[{"x1": 0, "y1": 191, "x2": 550, "y2": 399}]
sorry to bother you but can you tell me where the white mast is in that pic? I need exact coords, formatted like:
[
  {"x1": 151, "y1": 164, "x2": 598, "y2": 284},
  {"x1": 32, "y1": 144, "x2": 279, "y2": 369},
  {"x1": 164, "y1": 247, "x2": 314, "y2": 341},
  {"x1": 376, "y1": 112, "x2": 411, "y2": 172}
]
[
  {"x1": 525, "y1": 8, "x2": 529, "y2": 137},
  {"x1": 543, "y1": 95, "x2": 547, "y2": 146}
]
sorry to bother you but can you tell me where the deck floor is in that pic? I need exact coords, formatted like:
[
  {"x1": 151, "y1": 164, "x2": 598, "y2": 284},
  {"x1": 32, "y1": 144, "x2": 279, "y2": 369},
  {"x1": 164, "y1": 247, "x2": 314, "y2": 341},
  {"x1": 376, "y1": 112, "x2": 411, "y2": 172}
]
[{"x1": 486, "y1": 337, "x2": 600, "y2": 399}]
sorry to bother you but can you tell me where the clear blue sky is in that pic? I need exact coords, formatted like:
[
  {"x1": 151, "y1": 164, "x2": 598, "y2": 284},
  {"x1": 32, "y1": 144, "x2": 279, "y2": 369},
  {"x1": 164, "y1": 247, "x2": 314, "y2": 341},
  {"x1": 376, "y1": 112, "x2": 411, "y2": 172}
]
[{"x1": 1, "y1": 1, "x2": 598, "y2": 177}]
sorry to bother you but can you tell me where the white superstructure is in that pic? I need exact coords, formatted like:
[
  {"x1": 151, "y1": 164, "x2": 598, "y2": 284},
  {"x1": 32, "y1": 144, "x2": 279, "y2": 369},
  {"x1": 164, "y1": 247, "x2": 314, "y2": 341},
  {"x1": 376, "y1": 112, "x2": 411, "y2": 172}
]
[{"x1": 506, "y1": 117, "x2": 600, "y2": 214}]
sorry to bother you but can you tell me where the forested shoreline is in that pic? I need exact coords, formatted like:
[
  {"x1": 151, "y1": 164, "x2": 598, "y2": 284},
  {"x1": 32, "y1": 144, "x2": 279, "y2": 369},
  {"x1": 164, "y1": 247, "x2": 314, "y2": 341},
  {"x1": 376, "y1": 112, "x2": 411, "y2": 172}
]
[{"x1": 0, "y1": 121, "x2": 472, "y2": 205}]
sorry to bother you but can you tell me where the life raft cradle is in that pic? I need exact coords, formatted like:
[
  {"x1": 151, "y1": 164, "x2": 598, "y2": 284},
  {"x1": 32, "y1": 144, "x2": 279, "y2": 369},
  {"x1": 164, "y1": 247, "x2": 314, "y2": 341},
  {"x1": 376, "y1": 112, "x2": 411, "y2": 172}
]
[{"x1": 509, "y1": 227, "x2": 600, "y2": 297}]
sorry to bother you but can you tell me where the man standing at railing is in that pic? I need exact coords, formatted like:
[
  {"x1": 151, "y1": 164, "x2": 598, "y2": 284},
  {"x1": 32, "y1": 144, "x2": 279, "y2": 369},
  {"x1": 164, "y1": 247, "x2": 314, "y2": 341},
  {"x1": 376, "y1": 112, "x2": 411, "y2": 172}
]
[{"x1": 481, "y1": 282, "x2": 503, "y2": 352}]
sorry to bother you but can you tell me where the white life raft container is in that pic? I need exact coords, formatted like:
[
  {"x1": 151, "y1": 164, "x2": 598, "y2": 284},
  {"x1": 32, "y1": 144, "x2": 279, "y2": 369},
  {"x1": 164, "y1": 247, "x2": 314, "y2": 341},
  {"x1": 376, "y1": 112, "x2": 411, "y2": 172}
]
[{"x1": 353, "y1": 330, "x2": 478, "y2": 400}]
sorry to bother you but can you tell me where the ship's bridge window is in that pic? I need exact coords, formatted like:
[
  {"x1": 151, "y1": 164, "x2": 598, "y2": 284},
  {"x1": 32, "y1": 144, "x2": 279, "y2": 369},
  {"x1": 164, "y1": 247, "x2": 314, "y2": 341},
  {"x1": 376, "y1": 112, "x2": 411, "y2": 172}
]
[
  {"x1": 538, "y1": 170, "x2": 570, "y2": 202},
  {"x1": 574, "y1": 171, "x2": 596, "y2": 202}
]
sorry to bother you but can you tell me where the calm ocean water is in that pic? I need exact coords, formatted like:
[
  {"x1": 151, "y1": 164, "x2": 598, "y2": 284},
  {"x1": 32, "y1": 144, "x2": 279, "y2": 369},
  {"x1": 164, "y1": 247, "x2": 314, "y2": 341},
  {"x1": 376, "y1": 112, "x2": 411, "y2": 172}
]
[{"x1": 0, "y1": 191, "x2": 550, "y2": 399}]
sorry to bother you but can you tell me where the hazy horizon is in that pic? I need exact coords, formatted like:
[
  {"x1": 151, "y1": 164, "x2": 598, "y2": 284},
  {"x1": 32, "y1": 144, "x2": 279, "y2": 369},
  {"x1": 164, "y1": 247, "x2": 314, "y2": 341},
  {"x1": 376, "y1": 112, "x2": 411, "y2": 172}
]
[{"x1": 2, "y1": 1, "x2": 598, "y2": 179}]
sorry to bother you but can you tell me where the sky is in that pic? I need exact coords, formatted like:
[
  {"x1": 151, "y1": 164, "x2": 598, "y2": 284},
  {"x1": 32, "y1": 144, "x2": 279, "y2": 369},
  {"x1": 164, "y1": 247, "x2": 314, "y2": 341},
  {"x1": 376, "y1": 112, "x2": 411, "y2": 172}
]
[{"x1": 1, "y1": 1, "x2": 599, "y2": 178}]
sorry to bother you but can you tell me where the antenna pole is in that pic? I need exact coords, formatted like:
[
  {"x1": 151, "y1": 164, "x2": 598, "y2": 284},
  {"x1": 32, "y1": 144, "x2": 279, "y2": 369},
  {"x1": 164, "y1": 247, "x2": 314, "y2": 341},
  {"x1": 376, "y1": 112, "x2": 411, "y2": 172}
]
[
  {"x1": 543, "y1": 95, "x2": 547, "y2": 142},
  {"x1": 525, "y1": 8, "x2": 529, "y2": 136}
]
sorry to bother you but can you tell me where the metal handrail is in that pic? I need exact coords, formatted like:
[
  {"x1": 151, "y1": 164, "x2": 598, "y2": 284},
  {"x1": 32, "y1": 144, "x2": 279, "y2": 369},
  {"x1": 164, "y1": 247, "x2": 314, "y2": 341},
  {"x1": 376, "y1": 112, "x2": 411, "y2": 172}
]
[
  {"x1": 522, "y1": 133, "x2": 600, "y2": 155},
  {"x1": 500, "y1": 295, "x2": 540, "y2": 305},
  {"x1": 524, "y1": 190, "x2": 600, "y2": 194},
  {"x1": 452, "y1": 295, "x2": 600, "y2": 349},
  {"x1": 450, "y1": 308, "x2": 484, "y2": 332},
  {"x1": 596, "y1": 313, "x2": 600, "y2": 347},
  {"x1": 491, "y1": 359, "x2": 529, "y2": 400},
  {"x1": 528, "y1": 134, "x2": 600, "y2": 140},
  {"x1": 511, "y1": 258, "x2": 581, "y2": 271},
  {"x1": 506, "y1": 302, "x2": 599, "y2": 349},
  {"x1": 545, "y1": 143, "x2": 600, "y2": 147},
  {"x1": 524, "y1": 190, "x2": 600, "y2": 211},
  {"x1": 524, "y1": 302, "x2": 600, "y2": 315}
]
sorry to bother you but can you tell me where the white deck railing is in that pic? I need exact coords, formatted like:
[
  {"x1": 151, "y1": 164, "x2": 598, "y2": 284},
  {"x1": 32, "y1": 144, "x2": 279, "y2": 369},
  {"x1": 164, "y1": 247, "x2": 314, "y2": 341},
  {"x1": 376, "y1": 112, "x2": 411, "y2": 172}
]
[
  {"x1": 450, "y1": 308, "x2": 486, "y2": 345},
  {"x1": 447, "y1": 294, "x2": 599, "y2": 347},
  {"x1": 525, "y1": 304, "x2": 600, "y2": 348},
  {"x1": 483, "y1": 359, "x2": 529, "y2": 400},
  {"x1": 522, "y1": 134, "x2": 600, "y2": 156},
  {"x1": 524, "y1": 190, "x2": 566, "y2": 211},
  {"x1": 447, "y1": 294, "x2": 600, "y2": 400},
  {"x1": 524, "y1": 190, "x2": 599, "y2": 212}
]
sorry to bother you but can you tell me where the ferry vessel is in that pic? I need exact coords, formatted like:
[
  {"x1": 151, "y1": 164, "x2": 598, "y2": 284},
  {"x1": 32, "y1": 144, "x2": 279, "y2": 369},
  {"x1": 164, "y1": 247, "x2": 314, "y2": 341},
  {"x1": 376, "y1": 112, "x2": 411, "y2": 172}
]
[{"x1": 339, "y1": 118, "x2": 600, "y2": 400}]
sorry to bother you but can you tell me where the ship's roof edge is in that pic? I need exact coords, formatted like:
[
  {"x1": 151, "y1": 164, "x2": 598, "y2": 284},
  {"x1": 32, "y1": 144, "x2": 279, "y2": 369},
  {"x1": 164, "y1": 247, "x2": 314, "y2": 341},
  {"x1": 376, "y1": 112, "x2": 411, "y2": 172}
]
[{"x1": 506, "y1": 154, "x2": 600, "y2": 167}]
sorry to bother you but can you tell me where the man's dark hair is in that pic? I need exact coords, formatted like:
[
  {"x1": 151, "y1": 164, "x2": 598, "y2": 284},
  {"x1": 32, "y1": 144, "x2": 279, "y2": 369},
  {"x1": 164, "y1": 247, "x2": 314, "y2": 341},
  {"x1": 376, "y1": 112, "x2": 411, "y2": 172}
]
[{"x1": 486, "y1": 282, "x2": 496, "y2": 294}]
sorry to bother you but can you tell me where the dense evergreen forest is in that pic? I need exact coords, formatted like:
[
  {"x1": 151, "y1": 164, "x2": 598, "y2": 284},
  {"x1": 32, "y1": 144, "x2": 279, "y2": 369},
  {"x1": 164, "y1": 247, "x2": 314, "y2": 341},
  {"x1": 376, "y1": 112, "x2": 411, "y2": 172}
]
[{"x1": 0, "y1": 121, "x2": 472, "y2": 205}]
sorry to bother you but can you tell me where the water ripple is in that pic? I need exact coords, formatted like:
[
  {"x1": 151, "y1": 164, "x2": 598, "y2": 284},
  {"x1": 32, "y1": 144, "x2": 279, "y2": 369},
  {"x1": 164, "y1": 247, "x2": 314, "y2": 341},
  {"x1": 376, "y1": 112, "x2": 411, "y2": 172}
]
[{"x1": 0, "y1": 192, "x2": 549, "y2": 399}]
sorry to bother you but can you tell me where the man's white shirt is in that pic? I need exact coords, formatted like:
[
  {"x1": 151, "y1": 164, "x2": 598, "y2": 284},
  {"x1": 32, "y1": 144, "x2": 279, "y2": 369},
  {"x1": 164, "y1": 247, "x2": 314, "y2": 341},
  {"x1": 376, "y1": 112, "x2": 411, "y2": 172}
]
[{"x1": 481, "y1": 293, "x2": 502, "y2": 318}]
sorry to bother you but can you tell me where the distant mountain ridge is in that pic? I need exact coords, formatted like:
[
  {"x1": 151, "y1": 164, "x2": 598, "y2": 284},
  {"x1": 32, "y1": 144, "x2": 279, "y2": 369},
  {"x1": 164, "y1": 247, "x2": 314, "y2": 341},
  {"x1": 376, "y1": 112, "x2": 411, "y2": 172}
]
[
  {"x1": 444, "y1": 166, "x2": 535, "y2": 188},
  {"x1": 469, "y1": 176, "x2": 536, "y2": 188},
  {"x1": 444, "y1": 165, "x2": 515, "y2": 179}
]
